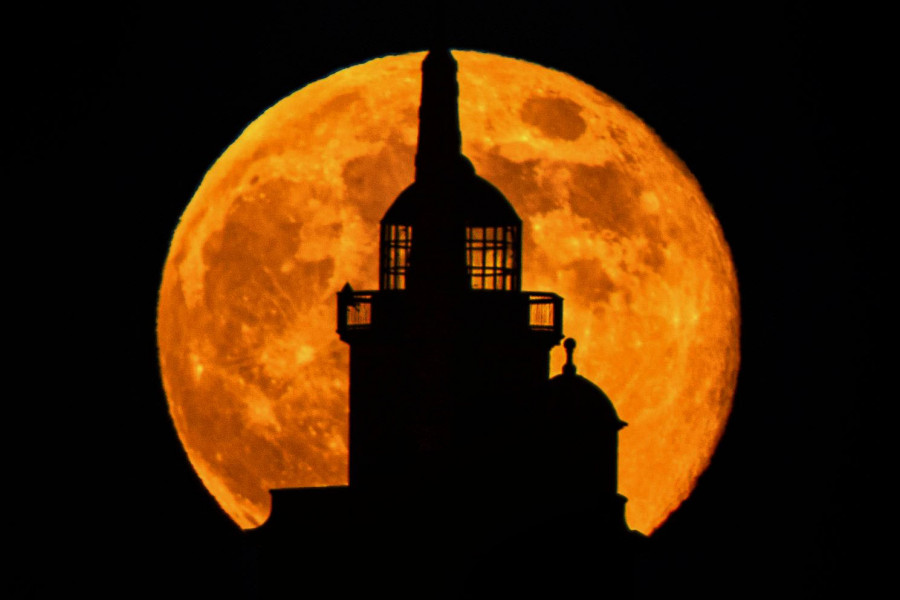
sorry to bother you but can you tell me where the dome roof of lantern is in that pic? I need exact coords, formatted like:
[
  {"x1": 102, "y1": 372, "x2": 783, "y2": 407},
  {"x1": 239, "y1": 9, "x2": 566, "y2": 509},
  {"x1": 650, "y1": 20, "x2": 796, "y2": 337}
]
[{"x1": 382, "y1": 172, "x2": 521, "y2": 227}]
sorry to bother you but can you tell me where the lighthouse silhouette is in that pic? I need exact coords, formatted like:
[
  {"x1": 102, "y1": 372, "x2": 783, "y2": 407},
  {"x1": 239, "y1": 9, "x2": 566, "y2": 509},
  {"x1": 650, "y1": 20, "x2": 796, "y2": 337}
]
[{"x1": 249, "y1": 47, "x2": 642, "y2": 597}]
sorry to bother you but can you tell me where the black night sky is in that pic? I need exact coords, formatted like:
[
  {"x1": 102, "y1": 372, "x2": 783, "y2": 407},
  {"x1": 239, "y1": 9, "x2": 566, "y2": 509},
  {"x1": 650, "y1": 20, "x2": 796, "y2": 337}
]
[{"x1": 22, "y1": 2, "x2": 884, "y2": 597}]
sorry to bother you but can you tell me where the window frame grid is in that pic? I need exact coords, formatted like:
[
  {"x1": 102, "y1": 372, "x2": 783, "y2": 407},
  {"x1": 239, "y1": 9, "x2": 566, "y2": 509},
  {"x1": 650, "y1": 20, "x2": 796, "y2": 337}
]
[
  {"x1": 380, "y1": 224, "x2": 413, "y2": 290},
  {"x1": 466, "y1": 225, "x2": 520, "y2": 291}
]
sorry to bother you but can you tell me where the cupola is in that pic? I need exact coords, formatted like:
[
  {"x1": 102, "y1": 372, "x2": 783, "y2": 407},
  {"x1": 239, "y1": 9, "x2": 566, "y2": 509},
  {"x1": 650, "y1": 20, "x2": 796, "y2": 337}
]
[{"x1": 379, "y1": 47, "x2": 522, "y2": 293}]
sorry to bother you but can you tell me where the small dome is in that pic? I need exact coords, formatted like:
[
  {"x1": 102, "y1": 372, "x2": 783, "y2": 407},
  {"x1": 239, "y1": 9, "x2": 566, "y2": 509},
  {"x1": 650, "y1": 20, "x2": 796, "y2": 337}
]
[
  {"x1": 382, "y1": 174, "x2": 521, "y2": 227},
  {"x1": 544, "y1": 338, "x2": 626, "y2": 429},
  {"x1": 545, "y1": 372, "x2": 625, "y2": 430}
]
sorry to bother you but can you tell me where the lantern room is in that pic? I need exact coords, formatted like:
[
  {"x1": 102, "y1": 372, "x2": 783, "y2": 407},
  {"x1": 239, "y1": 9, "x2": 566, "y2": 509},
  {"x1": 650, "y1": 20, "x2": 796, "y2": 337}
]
[{"x1": 379, "y1": 174, "x2": 522, "y2": 292}]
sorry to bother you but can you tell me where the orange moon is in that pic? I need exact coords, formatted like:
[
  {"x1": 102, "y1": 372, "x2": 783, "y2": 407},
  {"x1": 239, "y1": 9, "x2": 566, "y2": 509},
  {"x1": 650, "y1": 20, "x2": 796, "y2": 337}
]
[{"x1": 158, "y1": 51, "x2": 740, "y2": 535}]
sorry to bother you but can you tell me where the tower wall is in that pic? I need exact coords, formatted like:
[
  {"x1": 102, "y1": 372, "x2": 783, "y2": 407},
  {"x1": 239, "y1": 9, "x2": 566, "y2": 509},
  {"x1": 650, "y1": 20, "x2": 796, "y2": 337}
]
[{"x1": 346, "y1": 313, "x2": 557, "y2": 490}]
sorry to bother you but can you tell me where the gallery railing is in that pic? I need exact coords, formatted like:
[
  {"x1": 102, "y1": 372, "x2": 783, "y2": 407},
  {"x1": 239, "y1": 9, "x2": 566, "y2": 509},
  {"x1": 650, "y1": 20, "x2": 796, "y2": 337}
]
[
  {"x1": 337, "y1": 288, "x2": 562, "y2": 339},
  {"x1": 524, "y1": 292, "x2": 562, "y2": 337}
]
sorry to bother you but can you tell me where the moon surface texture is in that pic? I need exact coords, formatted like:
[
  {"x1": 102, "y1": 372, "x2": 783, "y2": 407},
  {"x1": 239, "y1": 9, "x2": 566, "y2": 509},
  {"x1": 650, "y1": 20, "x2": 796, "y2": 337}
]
[{"x1": 158, "y1": 51, "x2": 740, "y2": 535}]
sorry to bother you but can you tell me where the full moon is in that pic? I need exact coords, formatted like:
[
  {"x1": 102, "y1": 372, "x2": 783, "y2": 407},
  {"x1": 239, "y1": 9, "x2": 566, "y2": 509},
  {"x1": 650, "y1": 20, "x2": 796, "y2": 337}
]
[{"x1": 158, "y1": 51, "x2": 740, "y2": 535}]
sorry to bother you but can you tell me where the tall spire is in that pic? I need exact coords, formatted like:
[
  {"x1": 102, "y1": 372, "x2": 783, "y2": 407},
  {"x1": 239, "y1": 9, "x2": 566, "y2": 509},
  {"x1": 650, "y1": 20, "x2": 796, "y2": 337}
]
[{"x1": 414, "y1": 47, "x2": 470, "y2": 182}]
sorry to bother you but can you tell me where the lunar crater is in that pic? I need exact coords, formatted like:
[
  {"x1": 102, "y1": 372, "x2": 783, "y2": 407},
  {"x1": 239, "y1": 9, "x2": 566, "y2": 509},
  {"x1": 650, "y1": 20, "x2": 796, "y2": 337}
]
[{"x1": 520, "y1": 95, "x2": 588, "y2": 141}]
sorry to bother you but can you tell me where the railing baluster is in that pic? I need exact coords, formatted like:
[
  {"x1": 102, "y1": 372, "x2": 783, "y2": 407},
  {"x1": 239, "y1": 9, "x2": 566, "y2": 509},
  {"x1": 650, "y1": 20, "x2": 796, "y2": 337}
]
[
  {"x1": 525, "y1": 292, "x2": 562, "y2": 337},
  {"x1": 338, "y1": 291, "x2": 375, "y2": 334}
]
